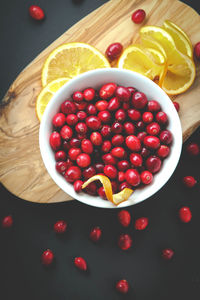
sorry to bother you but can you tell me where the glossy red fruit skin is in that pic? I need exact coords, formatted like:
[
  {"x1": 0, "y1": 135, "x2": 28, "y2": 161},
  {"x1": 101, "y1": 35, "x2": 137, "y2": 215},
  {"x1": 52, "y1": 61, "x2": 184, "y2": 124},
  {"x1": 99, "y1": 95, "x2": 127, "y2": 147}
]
[
  {"x1": 146, "y1": 156, "x2": 161, "y2": 173},
  {"x1": 173, "y1": 102, "x2": 180, "y2": 112},
  {"x1": 98, "y1": 110, "x2": 111, "y2": 123},
  {"x1": 108, "y1": 97, "x2": 120, "y2": 111},
  {"x1": 131, "y1": 9, "x2": 146, "y2": 24},
  {"x1": 98, "y1": 186, "x2": 107, "y2": 199},
  {"x1": 128, "y1": 108, "x2": 141, "y2": 121},
  {"x1": 55, "y1": 150, "x2": 67, "y2": 161},
  {"x1": 41, "y1": 249, "x2": 54, "y2": 266},
  {"x1": 111, "y1": 181, "x2": 118, "y2": 193},
  {"x1": 130, "y1": 153, "x2": 143, "y2": 167},
  {"x1": 111, "y1": 147, "x2": 125, "y2": 158},
  {"x1": 86, "y1": 104, "x2": 97, "y2": 115},
  {"x1": 85, "y1": 182, "x2": 98, "y2": 195},
  {"x1": 186, "y1": 143, "x2": 200, "y2": 156},
  {"x1": 115, "y1": 109, "x2": 126, "y2": 122},
  {"x1": 68, "y1": 148, "x2": 81, "y2": 161},
  {"x1": 143, "y1": 136, "x2": 160, "y2": 150},
  {"x1": 142, "y1": 112, "x2": 154, "y2": 123},
  {"x1": 74, "y1": 180, "x2": 83, "y2": 193},
  {"x1": 83, "y1": 166, "x2": 96, "y2": 180},
  {"x1": 102, "y1": 153, "x2": 117, "y2": 165},
  {"x1": 146, "y1": 122, "x2": 160, "y2": 135},
  {"x1": 65, "y1": 158, "x2": 73, "y2": 170},
  {"x1": 86, "y1": 116, "x2": 101, "y2": 130},
  {"x1": 77, "y1": 111, "x2": 87, "y2": 121},
  {"x1": 66, "y1": 114, "x2": 78, "y2": 126},
  {"x1": 56, "y1": 161, "x2": 68, "y2": 174},
  {"x1": 94, "y1": 163, "x2": 105, "y2": 173},
  {"x1": 83, "y1": 88, "x2": 95, "y2": 101},
  {"x1": 157, "y1": 145, "x2": 170, "y2": 158},
  {"x1": 156, "y1": 111, "x2": 168, "y2": 125},
  {"x1": 50, "y1": 131, "x2": 61, "y2": 151},
  {"x1": 162, "y1": 248, "x2": 174, "y2": 260},
  {"x1": 118, "y1": 234, "x2": 132, "y2": 250},
  {"x1": 75, "y1": 101, "x2": 87, "y2": 111},
  {"x1": 132, "y1": 92, "x2": 147, "y2": 109},
  {"x1": 99, "y1": 83, "x2": 117, "y2": 99},
  {"x1": 194, "y1": 42, "x2": 200, "y2": 59},
  {"x1": 61, "y1": 100, "x2": 77, "y2": 114},
  {"x1": 29, "y1": 5, "x2": 45, "y2": 20},
  {"x1": 183, "y1": 176, "x2": 197, "y2": 188},
  {"x1": 106, "y1": 43, "x2": 123, "y2": 60},
  {"x1": 74, "y1": 257, "x2": 87, "y2": 271},
  {"x1": 112, "y1": 134, "x2": 124, "y2": 146},
  {"x1": 159, "y1": 130, "x2": 173, "y2": 145},
  {"x1": 119, "y1": 181, "x2": 132, "y2": 191},
  {"x1": 81, "y1": 139, "x2": 93, "y2": 154},
  {"x1": 75, "y1": 122, "x2": 87, "y2": 135},
  {"x1": 64, "y1": 166, "x2": 81, "y2": 183},
  {"x1": 137, "y1": 131, "x2": 147, "y2": 142},
  {"x1": 148, "y1": 100, "x2": 161, "y2": 112},
  {"x1": 117, "y1": 160, "x2": 130, "y2": 171},
  {"x1": 52, "y1": 113, "x2": 65, "y2": 128},
  {"x1": 124, "y1": 122, "x2": 135, "y2": 135},
  {"x1": 2, "y1": 215, "x2": 13, "y2": 228},
  {"x1": 118, "y1": 210, "x2": 131, "y2": 227},
  {"x1": 90, "y1": 132, "x2": 103, "y2": 146},
  {"x1": 140, "y1": 170, "x2": 153, "y2": 184},
  {"x1": 134, "y1": 217, "x2": 148, "y2": 230},
  {"x1": 90, "y1": 226, "x2": 102, "y2": 242},
  {"x1": 125, "y1": 135, "x2": 141, "y2": 152},
  {"x1": 101, "y1": 125, "x2": 111, "y2": 138},
  {"x1": 60, "y1": 125, "x2": 73, "y2": 140},
  {"x1": 179, "y1": 206, "x2": 192, "y2": 223},
  {"x1": 125, "y1": 169, "x2": 141, "y2": 186},
  {"x1": 95, "y1": 100, "x2": 108, "y2": 111},
  {"x1": 72, "y1": 91, "x2": 84, "y2": 103},
  {"x1": 115, "y1": 86, "x2": 131, "y2": 102},
  {"x1": 76, "y1": 153, "x2": 91, "y2": 168},
  {"x1": 104, "y1": 165, "x2": 117, "y2": 179},
  {"x1": 118, "y1": 171, "x2": 125, "y2": 182},
  {"x1": 54, "y1": 220, "x2": 67, "y2": 234},
  {"x1": 116, "y1": 279, "x2": 129, "y2": 294},
  {"x1": 136, "y1": 120, "x2": 145, "y2": 130},
  {"x1": 111, "y1": 122, "x2": 123, "y2": 134},
  {"x1": 140, "y1": 147, "x2": 150, "y2": 158},
  {"x1": 101, "y1": 140, "x2": 112, "y2": 153}
]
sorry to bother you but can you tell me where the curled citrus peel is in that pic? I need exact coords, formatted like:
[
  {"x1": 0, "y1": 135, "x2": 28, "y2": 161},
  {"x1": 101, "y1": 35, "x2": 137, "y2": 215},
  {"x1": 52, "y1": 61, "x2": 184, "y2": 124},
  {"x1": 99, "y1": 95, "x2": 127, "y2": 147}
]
[{"x1": 81, "y1": 175, "x2": 133, "y2": 206}]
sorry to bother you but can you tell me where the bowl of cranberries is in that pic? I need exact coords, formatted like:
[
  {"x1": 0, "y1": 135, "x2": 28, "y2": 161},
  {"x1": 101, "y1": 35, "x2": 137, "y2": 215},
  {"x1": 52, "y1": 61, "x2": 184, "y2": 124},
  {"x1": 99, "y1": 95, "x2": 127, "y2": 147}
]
[{"x1": 39, "y1": 68, "x2": 182, "y2": 208}]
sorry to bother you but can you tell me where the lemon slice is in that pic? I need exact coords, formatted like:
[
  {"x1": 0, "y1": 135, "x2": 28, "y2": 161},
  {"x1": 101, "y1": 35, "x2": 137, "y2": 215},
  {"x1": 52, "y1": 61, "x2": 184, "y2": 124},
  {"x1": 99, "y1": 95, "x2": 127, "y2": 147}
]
[
  {"x1": 140, "y1": 36, "x2": 167, "y2": 59},
  {"x1": 36, "y1": 77, "x2": 69, "y2": 121},
  {"x1": 42, "y1": 42, "x2": 110, "y2": 86}
]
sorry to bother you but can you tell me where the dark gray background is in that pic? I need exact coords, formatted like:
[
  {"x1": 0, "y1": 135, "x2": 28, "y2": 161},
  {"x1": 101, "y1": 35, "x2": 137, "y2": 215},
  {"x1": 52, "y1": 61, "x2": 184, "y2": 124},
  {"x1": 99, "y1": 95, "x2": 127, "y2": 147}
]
[{"x1": 0, "y1": 1, "x2": 200, "y2": 299}]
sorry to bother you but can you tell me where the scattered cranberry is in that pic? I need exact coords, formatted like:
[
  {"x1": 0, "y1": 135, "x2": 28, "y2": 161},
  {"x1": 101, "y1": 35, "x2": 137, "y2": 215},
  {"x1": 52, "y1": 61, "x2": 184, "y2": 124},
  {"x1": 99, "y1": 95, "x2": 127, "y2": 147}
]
[
  {"x1": 131, "y1": 9, "x2": 146, "y2": 24},
  {"x1": 74, "y1": 257, "x2": 87, "y2": 271},
  {"x1": 90, "y1": 226, "x2": 102, "y2": 242},
  {"x1": 116, "y1": 279, "x2": 129, "y2": 294},
  {"x1": 73, "y1": 91, "x2": 84, "y2": 103},
  {"x1": 29, "y1": 5, "x2": 45, "y2": 20},
  {"x1": 179, "y1": 206, "x2": 192, "y2": 223},
  {"x1": 173, "y1": 101, "x2": 180, "y2": 112},
  {"x1": 74, "y1": 180, "x2": 83, "y2": 193},
  {"x1": 2, "y1": 215, "x2": 13, "y2": 228},
  {"x1": 118, "y1": 234, "x2": 132, "y2": 250},
  {"x1": 41, "y1": 249, "x2": 54, "y2": 266},
  {"x1": 162, "y1": 248, "x2": 174, "y2": 260},
  {"x1": 183, "y1": 176, "x2": 197, "y2": 188},
  {"x1": 54, "y1": 220, "x2": 67, "y2": 234},
  {"x1": 194, "y1": 42, "x2": 200, "y2": 59},
  {"x1": 140, "y1": 170, "x2": 153, "y2": 184},
  {"x1": 125, "y1": 169, "x2": 140, "y2": 186},
  {"x1": 118, "y1": 210, "x2": 131, "y2": 227},
  {"x1": 134, "y1": 217, "x2": 148, "y2": 230},
  {"x1": 146, "y1": 156, "x2": 161, "y2": 173},
  {"x1": 186, "y1": 143, "x2": 200, "y2": 156},
  {"x1": 83, "y1": 88, "x2": 95, "y2": 101},
  {"x1": 99, "y1": 83, "x2": 117, "y2": 99},
  {"x1": 106, "y1": 43, "x2": 123, "y2": 61}
]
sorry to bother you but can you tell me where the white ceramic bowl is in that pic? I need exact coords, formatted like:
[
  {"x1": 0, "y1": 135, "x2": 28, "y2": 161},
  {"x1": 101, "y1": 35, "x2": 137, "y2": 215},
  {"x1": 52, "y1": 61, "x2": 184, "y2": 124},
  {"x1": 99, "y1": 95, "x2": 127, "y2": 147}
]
[{"x1": 39, "y1": 68, "x2": 182, "y2": 208}]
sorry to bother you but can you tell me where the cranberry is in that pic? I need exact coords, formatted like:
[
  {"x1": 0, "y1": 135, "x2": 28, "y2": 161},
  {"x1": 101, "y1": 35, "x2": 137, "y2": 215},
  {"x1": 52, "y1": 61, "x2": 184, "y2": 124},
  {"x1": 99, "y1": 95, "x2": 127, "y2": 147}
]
[
  {"x1": 99, "y1": 83, "x2": 117, "y2": 99},
  {"x1": 143, "y1": 136, "x2": 160, "y2": 149},
  {"x1": 90, "y1": 226, "x2": 102, "y2": 242},
  {"x1": 183, "y1": 176, "x2": 197, "y2": 188},
  {"x1": 75, "y1": 101, "x2": 87, "y2": 111},
  {"x1": 157, "y1": 145, "x2": 170, "y2": 158},
  {"x1": 118, "y1": 210, "x2": 131, "y2": 227},
  {"x1": 90, "y1": 132, "x2": 103, "y2": 146},
  {"x1": 132, "y1": 91, "x2": 147, "y2": 109},
  {"x1": 77, "y1": 133, "x2": 86, "y2": 140},
  {"x1": 74, "y1": 257, "x2": 87, "y2": 271},
  {"x1": 64, "y1": 166, "x2": 81, "y2": 182},
  {"x1": 98, "y1": 110, "x2": 111, "y2": 123},
  {"x1": 127, "y1": 86, "x2": 136, "y2": 95},
  {"x1": 118, "y1": 171, "x2": 125, "y2": 182},
  {"x1": 111, "y1": 122, "x2": 123, "y2": 134},
  {"x1": 106, "y1": 43, "x2": 123, "y2": 60},
  {"x1": 111, "y1": 147, "x2": 125, "y2": 158},
  {"x1": 101, "y1": 125, "x2": 111, "y2": 138},
  {"x1": 134, "y1": 217, "x2": 148, "y2": 230},
  {"x1": 94, "y1": 163, "x2": 105, "y2": 173},
  {"x1": 77, "y1": 110, "x2": 87, "y2": 121},
  {"x1": 61, "y1": 100, "x2": 76, "y2": 114},
  {"x1": 146, "y1": 156, "x2": 161, "y2": 173},
  {"x1": 122, "y1": 102, "x2": 130, "y2": 110},
  {"x1": 86, "y1": 104, "x2": 97, "y2": 115},
  {"x1": 68, "y1": 148, "x2": 81, "y2": 161},
  {"x1": 63, "y1": 140, "x2": 71, "y2": 151},
  {"x1": 119, "y1": 181, "x2": 132, "y2": 191},
  {"x1": 83, "y1": 88, "x2": 95, "y2": 101},
  {"x1": 65, "y1": 158, "x2": 73, "y2": 170},
  {"x1": 52, "y1": 113, "x2": 65, "y2": 128},
  {"x1": 142, "y1": 112, "x2": 154, "y2": 123},
  {"x1": 56, "y1": 161, "x2": 68, "y2": 173},
  {"x1": 140, "y1": 170, "x2": 153, "y2": 184},
  {"x1": 117, "y1": 160, "x2": 130, "y2": 171},
  {"x1": 146, "y1": 122, "x2": 160, "y2": 135},
  {"x1": 186, "y1": 143, "x2": 200, "y2": 156},
  {"x1": 140, "y1": 147, "x2": 150, "y2": 158},
  {"x1": 86, "y1": 116, "x2": 101, "y2": 130},
  {"x1": 173, "y1": 101, "x2": 180, "y2": 112},
  {"x1": 81, "y1": 139, "x2": 93, "y2": 154},
  {"x1": 41, "y1": 249, "x2": 54, "y2": 266},
  {"x1": 50, "y1": 131, "x2": 61, "y2": 151},
  {"x1": 194, "y1": 42, "x2": 200, "y2": 59},
  {"x1": 54, "y1": 220, "x2": 67, "y2": 234},
  {"x1": 162, "y1": 248, "x2": 174, "y2": 260},
  {"x1": 136, "y1": 120, "x2": 145, "y2": 130},
  {"x1": 125, "y1": 169, "x2": 140, "y2": 186},
  {"x1": 115, "y1": 86, "x2": 131, "y2": 102},
  {"x1": 179, "y1": 206, "x2": 192, "y2": 223},
  {"x1": 75, "y1": 122, "x2": 87, "y2": 135},
  {"x1": 128, "y1": 108, "x2": 141, "y2": 121},
  {"x1": 29, "y1": 5, "x2": 45, "y2": 20},
  {"x1": 76, "y1": 153, "x2": 91, "y2": 168},
  {"x1": 101, "y1": 140, "x2": 112, "y2": 153},
  {"x1": 104, "y1": 165, "x2": 117, "y2": 179},
  {"x1": 102, "y1": 153, "x2": 117, "y2": 165},
  {"x1": 125, "y1": 135, "x2": 141, "y2": 152},
  {"x1": 70, "y1": 138, "x2": 81, "y2": 148},
  {"x1": 2, "y1": 215, "x2": 13, "y2": 228},
  {"x1": 131, "y1": 9, "x2": 146, "y2": 24},
  {"x1": 148, "y1": 100, "x2": 161, "y2": 112},
  {"x1": 83, "y1": 166, "x2": 96, "y2": 180},
  {"x1": 156, "y1": 111, "x2": 168, "y2": 125},
  {"x1": 124, "y1": 122, "x2": 135, "y2": 135},
  {"x1": 95, "y1": 100, "x2": 108, "y2": 111},
  {"x1": 55, "y1": 150, "x2": 67, "y2": 161},
  {"x1": 74, "y1": 180, "x2": 83, "y2": 193},
  {"x1": 116, "y1": 279, "x2": 129, "y2": 294},
  {"x1": 137, "y1": 131, "x2": 147, "y2": 142},
  {"x1": 98, "y1": 186, "x2": 107, "y2": 199},
  {"x1": 85, "y1": 182, "x2": 98, "y2": 195},
  {"x1": 159, "y1": 130, "x2": 173, "y2": 145},
  {"x1": 118, "y1": 233, "x2": 132, "y2": 250},
  {"x1": 72, "y1": 91, "x2": 83, "y2": 102},
  {"x1": 66, "y1": 114, "x2": 78, "y2": 126},
  {"x1": 115, "y1": 109, "x2": 126, "y2": 122},
  {"x1": 130, "y1": 153, "x2": 143, "y2": 167},
  {"x1": 60, "y1": 125, "x2": 73, "y2": 140},
  {"x1": 107, "y1": 97, "x2": 120, "y2": 111},
  {"x1": 111, "y1": 135, "x2": 123, "y2": 146}
]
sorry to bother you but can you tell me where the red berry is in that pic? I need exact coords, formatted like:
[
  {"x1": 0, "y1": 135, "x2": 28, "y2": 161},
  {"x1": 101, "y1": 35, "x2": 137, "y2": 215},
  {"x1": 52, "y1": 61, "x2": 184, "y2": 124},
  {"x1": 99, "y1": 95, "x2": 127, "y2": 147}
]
[
  {"x1": 125, "y1": 135, "x2": 141, "y2": 152},
  {"x1": 143, "y1": 136, "x2": 160, "y2": 149},
  {"x1": 74, "y1": 180, "x2": 83, "y2": 193},
  {"x1": 75, "y1": 101, "x2": 87, "y2": 111},
  {"x1": 162, "y1": 248, "x2": 174, "y2": 260},
  {"x1": 124, "y1": 122, "x2": 135, "y2": 135},
  {"x1": 127, "y1": 86, "x2": 136, "y2": 95},
  {"x1": 98, "y1": 186, "x2": 107, "y2": 199},
  {"x1": 108, "y1": 97, "x2": 120, "y2": 111},
  {"x1": 140, "y1": 170, "x2": 153, "y2": 185},
  {"x1": 55, "y1": 150, "x2": 67, "y2": 161},
  {"x1": 90, "y1": 226, "x2": 102, "y2": 242},
  {"x1": 81, "y1": 139, "x2": 93, "y2": 154},
  {"x1": 194, "y1": 42, "x2": 200, "y2": 59},
  {"x1": 136, "y1": 120, "x2": 145, "y2": 130},
  {"x1": 118, "y1": 210, "x2": 131, "y2": 227},
  {"x1": 86, "y1": 104, "x2": 97, "y2": 115},
  {"x1": 140, "y1": 147, "x2": 150, "y2": 158},
  {"x1": 101, "y1": 125, "x2": 111, "y2": 138},
  {"x1": 112, "y1": 134, "x2": 124, "y2": 146},
  {"x1": 75, "y1": 122, "x2": 87, "y2": 135},
  {"x1": 132, "y1": 91, "x2": 147, "y2": 109},
  {"x1": 60, "y1": 125, "x2": 73, "y2": 140},
  {"x1": 179, "y1": 206, "x2": 192, "y2": 223},
  {"x1": 117, "y1": 160, "x2": 130, "y2": 171},
  {"x1": 94, "y1": 163, "x2": 105, "y2": 173},
  {"x1": 86, "y1": 116, "x2": 101, "y2": 130},
  {"x1": 83, "y1": 88, "x2": 95, "y2": 101},
  {"x1": 85, "y1": 182, "x2": 98, "y2": 195},
  {"x1": 54, "y1": 220, "x2": 67, "y2": 234},
  {"x1": 111, "y1": 147, "x2": 125, "y2": 158},
  {"x1": 148, "y1": 100, "x2": 161, "y2": 112},
  {"x1": 111, "y1": 122, "x2": 123, "y2": 134},
  {"x1": 101, "y1": 140, "x2": 112, "y2": 153},
  {"x1": 183, "y1": 176, "x2": 197, "y2": 188},
  {"x1": 68, "y1": 148, "x2": 81, "y2": 161},
  {"x1": 122, "y1": 102, "x2": 130, "y2": 110},
  {"x1": 142, "y1": 112, "x2": 154, "y2": 123},
  {"x1": 74, "y1": 257, "x2": 87, "y2": 271},
  {"x1": 76, "y1": 153, "x2": 91, "y2": 168},
  {"x1": 131, "y1": 9, "x2": 146, "y2": 24},
  {"x1": 83, "y1": 166, "x2": 96, "y2": 180},
  {"x1": 119, "y1": 181, "x2": 132, "y2": 191},
  {"x1": 73, "y1": 91, "x2": 84, "y2": 103},
  {"x1": 106, "y1": 43, "x2": 123, "y2": 60},
  {"x1": 115, "y1": 86, "x2": 131, "y2": 102},
  {"x1": 63, "y1": 140, "x2": 71, "y2": 151},
  {"x1": 95, "y1": 100, "x2": 108, "y2": 111},
  {"x1": 41, "y1": 249, "x2": 54, "y2": 266},
  {"x1": 128, "y1": 109, "x2": 141, "y2": 121},
  {"x1": 66, "y1": 114, "x2": 78, "y2": 126},
  {"x1": 98, "y1": 110, "x2": 111, "y2": 123},
  {"x1": 173, "y1": 101, "x2": 180, "y2": 112},
  {"x1": 137, "y1": 131, "x2": 147, "y2": 142},
  {"x1": 104, "y1": 165, "x2": 117, "y2": 179},
  {"x1": 115, "y1": 109, "x2": 126, "y2": 122},
  {"x1": 90, "y1": 132, "x2": 103, "y2": 146},
  {"x1": 156, "y1": 111, "x2": 168, "y2": 125},
  {"x1": 102, "y1": 153, "x2": 117, "y2": 165},
  {"x1": 99, "y1": 83, "x2": 117, "y2": 99},
  {"x1": 56, "y1": 161, "x2": 68, "y2": 174},
  {"x1": 146, "y1": 122, "x2": 160, "y2": 135},
  {"x1": 134, "y1": 217, "x2": 148, "y2": 230},
  {"x1": 125, "y1": 169, "x2": 140, "y2": 186},
  {"x1": 70, "y1": 138, "x2": 81, "y2": 149},
  {"x1": 118, "y1": 171, "x2": 125, "y2": 182},
  {"x1": 61, "y1": 100, "x2": 77, "y2": 114},
  {"x1": 77, "y1": 110, "x2": 87, "y2": 121},
  {"x1": 118, "y1": 234, "x2": 132, "y2": 250},
  {"x1": 186, "y1": 143, "x2": 200, "y2": 156},
  {"x1": 50, "y1": 131, "x2": 61, "y2": 151},
  {"x1": 159, "y1": 130, "x2": 173, "y2": 145},
  {"x1": 2, "y1": 215, "x2": 13, "y2": 228},
  {"x1": 116, "y1": 279, "x2": 129, "y2": 294},
  {"x1": 52, "y1": 113, "x2": 65, "y2": 127},
  {"x1": 66, "y1": 158, "x2": 73, "y2": 170},
  {"x1": 64, "y1": 166, "x2": 81, "y2": 182},
  {"x1": 157, "y1": 145, "x2": 170, "y2": 158},
  {"x1": 29, "y1": 5, "x2": 45, "y2": 20},
  {"x1": 146, "y1": 156, "x2": 161, "y2": 173},
  {"x1": 130, "y1": 153, "x2": 143, "y2": 167}
]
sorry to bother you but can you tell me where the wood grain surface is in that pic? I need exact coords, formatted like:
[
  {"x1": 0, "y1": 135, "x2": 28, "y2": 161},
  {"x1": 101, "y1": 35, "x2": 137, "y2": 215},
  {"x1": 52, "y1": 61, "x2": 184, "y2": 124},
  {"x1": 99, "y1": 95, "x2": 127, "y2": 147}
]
[{"x1": 0, "y1": 0, "x2": 200, "y2": 203}]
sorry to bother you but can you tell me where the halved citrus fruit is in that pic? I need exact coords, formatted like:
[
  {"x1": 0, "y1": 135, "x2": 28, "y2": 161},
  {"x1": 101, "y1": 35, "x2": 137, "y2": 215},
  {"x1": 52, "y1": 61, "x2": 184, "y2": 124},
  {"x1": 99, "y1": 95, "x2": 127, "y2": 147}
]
[
  {"x1": 36, "y1": 77, "x2": 69, "y2": 121},
  {"x1": 42, "y1": 42, "x2": 110, "y2": 87}
]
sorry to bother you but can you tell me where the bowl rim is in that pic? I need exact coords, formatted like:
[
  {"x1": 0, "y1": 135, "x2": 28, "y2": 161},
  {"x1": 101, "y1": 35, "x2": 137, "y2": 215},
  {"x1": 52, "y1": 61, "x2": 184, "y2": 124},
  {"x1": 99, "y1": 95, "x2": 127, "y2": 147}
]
[{"x1": 39, "y1": 68, "x2": 182, "y2": 209}]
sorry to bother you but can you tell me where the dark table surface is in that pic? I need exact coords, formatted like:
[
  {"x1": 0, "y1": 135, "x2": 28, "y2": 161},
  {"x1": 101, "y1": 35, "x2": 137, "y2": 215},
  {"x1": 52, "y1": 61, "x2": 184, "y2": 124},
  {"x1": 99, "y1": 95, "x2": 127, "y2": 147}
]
[{"x1": 0, "y1": 1, "x2": 200, "y2": 299}]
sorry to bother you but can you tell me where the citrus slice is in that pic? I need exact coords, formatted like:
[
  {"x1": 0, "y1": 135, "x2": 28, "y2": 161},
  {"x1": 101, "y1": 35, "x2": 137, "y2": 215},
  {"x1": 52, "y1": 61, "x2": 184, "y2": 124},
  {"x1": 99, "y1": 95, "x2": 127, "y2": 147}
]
[
  {"x1": 163, "y1": 20, "x2": 193, "y2": 58},
  {"x1": 82, "y1": 175, "x2": 133, "y2": 205},
  {"x1": 42, "y1": 42, "x2": 110, "y2": 86},
  {"x1": 140, "y1": 36, "x2": 167, "y2": 59},
  {"x1": 36, "y1": 77, "x2": 69, "y2": 121}
]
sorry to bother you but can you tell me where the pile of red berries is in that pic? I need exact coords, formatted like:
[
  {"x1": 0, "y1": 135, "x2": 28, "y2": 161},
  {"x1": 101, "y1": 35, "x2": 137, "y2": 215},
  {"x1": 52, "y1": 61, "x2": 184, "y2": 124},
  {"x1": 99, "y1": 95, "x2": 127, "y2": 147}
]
[{"x1": 49, "y1": 82, "x2": 173, "y2": 200}]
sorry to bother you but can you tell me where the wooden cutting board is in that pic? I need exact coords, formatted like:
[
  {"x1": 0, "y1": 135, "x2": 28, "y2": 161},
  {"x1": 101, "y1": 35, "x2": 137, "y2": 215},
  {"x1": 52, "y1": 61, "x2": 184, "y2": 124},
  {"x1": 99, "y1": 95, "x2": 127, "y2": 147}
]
[{"x1": 0, "y1": 0, "x2": 200, "y2": 203}]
